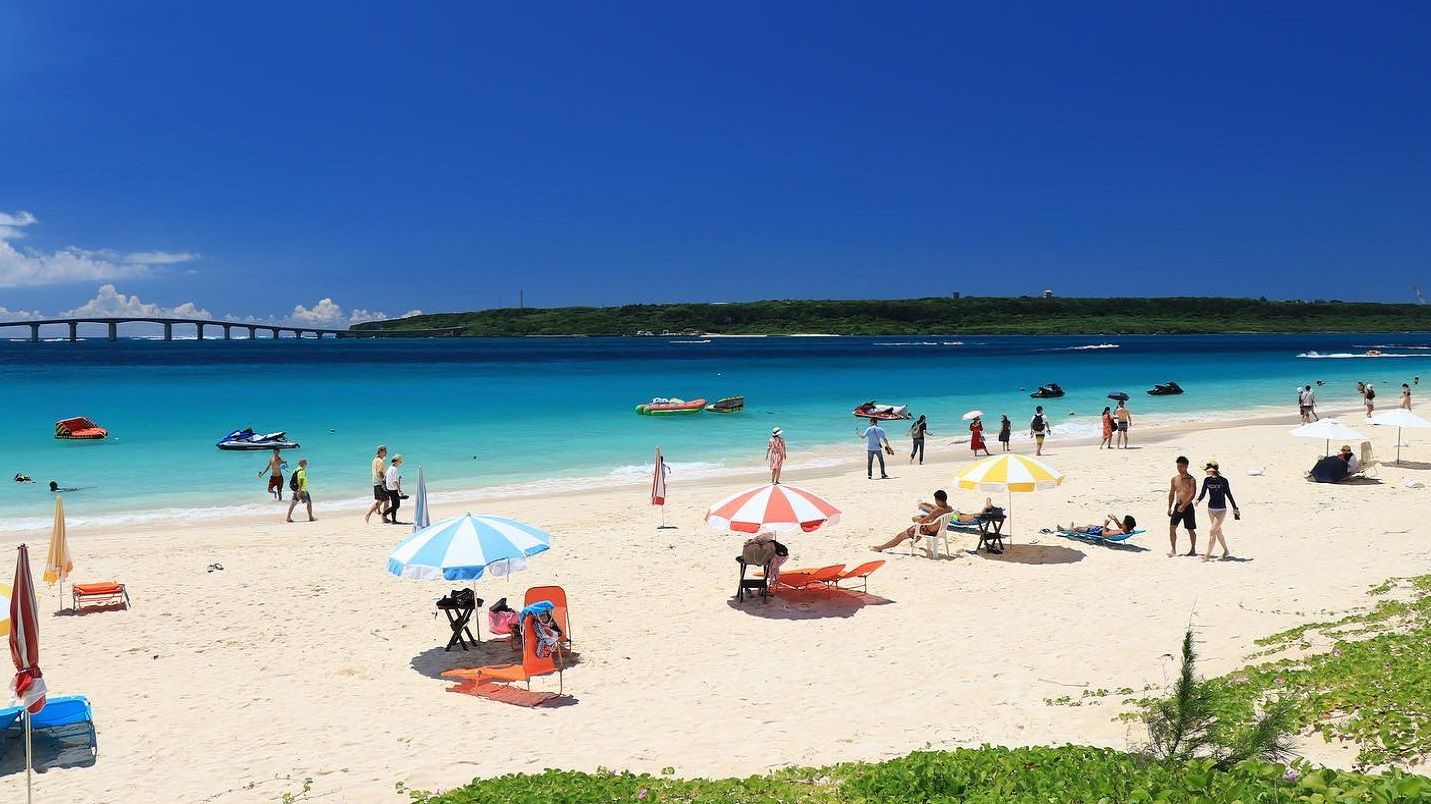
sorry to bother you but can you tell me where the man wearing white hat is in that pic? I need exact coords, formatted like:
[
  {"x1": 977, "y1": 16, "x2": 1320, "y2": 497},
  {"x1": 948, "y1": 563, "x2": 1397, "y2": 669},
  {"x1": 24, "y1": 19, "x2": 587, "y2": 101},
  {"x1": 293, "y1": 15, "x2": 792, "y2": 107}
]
[{"x1": 765, "y1": 427, "x2": 787, "y2": 484}]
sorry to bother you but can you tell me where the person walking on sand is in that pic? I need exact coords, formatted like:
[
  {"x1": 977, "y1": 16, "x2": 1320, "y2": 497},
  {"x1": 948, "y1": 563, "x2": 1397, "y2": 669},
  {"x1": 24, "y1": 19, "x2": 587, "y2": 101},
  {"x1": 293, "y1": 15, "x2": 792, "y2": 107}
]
[
  {"x1": 365, "y1": 445, "x2": 390, "y2": 523},
  {"x1": 857, "y1": 418, "x2": 891, "y2": 480},
  {"x1": 968, "y1": 415, "x2": 991, "y2": 457},
  {"x1": 908, "y1": 415, "x2": 931, "y2": 464},
  {"x1": 765, "y1": 427, "x2": 787, "y2": 484},
  {"x1": 1402, "y1": 383, "x2": 1413, "y2": 410},
  {"x1": 1114, "y1": 400, "x2": 1132, "y2": 448},
  {"x1": 1166, "y1": 455, "x2": 1198, "y2": 556},
  {"x1": 258, "y1": 447, "x2": 285, "y2": 500},
  {"x1": 997, "y1": 414, "x2": 1011, "y2": 452},
  {"x1": 1299, "y1": 385, "x2": 1318, "y2": 423},
  {"x1": 285, "y1": 458, "x2": 315, "y2": 523},
  {"x1": 384, "y1": 454, "x2": 405, "y2": 524},
  {"x1": 1364, "y1": 383, "x2": 1376, "y2": 417},
  {"x1": 1029, "y1": 406, "x2": 1049, "y2": 456},
  {"x1": 1196, "y1": 460, "x2": 1239, "y2": 561},
  {"x1": 1099, "y1": 407, "x2": 1114, "y2": 449}
]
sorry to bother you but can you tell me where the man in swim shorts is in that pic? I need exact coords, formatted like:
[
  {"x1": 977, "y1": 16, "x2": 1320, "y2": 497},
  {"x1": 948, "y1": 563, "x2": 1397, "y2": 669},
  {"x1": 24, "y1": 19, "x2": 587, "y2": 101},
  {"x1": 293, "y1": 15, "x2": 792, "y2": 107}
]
[
  {"x1": 1299, "y1": 385, "x2": 1317, "y2": 423},
  {"x1": 259, "y1": 447, "x2": 285, "y2": 500},
  {"x1": 1167, "y1": 455, "x2": 1198, "y2": 557},
  {"x1": 1115, "y1": 400, "x2": 1132, "y2": 448},
  {"x1": 1029, "y1": 406, "x2": 1048, "y2": 456}
]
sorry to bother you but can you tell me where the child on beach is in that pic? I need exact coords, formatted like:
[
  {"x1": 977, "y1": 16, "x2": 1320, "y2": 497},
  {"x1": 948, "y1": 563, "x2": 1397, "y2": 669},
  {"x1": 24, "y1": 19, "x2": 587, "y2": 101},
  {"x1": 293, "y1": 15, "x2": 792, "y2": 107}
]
[{"x1": 997, "y1": 415, "x2": 1011, "y2": 451}]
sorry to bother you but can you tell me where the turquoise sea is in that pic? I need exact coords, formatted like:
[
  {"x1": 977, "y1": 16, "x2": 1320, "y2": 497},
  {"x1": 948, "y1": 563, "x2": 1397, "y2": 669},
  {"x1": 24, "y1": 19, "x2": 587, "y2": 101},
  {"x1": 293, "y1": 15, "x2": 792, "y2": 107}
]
[{"x1": 2, "y1": 333, "x2": 1428, "y2": 533}]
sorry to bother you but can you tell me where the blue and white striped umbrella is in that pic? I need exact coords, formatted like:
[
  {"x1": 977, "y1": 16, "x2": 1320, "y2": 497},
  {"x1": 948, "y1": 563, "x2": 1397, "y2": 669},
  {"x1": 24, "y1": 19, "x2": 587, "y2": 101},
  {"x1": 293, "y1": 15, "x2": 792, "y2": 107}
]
[
  {"x1": 411, "y1": 466, "x2": 431, "y2": 533},
  {"x1": 387, "y1": 514, "x2": 552, "y2": 581}
]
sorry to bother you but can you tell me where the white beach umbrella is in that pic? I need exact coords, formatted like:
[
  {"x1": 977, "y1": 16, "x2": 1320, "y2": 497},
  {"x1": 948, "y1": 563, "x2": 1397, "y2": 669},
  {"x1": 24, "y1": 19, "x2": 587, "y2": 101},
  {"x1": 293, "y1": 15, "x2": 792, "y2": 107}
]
[
  {"x1": 1288, "y1": 418, "x2": 1369, "y2": 457},
  {"x1": 1369, "y1": 409, "x2": 1431, "y2": 465}
]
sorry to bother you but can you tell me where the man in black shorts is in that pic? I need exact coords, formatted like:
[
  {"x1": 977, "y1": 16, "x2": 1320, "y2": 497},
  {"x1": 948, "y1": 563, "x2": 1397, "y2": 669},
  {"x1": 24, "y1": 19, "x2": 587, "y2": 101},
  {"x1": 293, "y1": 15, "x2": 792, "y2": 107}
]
[{"x1": 1167, "y1": 455, "x2": 1198, "y2": 557}]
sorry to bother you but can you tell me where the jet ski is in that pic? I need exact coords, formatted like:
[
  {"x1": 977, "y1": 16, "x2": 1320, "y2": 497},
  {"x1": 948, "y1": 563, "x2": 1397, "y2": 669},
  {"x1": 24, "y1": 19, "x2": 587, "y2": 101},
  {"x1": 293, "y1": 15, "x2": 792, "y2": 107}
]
[
  {"x1": 216, "y1": 428, "x2": 300, "y2": 450},
  {"x1": 1147, "y1": 381, "x2": 1184, "y2": 396},
  {"x1": 852, "y1": 401, "x2": 912, "y2": 420},
  {"x1": 1030, "y1": 383, "x2": 1065, "y2": 399}
]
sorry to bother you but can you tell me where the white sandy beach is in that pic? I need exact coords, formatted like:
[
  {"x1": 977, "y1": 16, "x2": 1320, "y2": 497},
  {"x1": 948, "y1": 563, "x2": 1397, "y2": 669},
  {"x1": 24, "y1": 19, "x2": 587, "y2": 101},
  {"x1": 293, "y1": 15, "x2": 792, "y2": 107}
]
[{"x1": 4, "y1": 406, "x2": 1430, "y2": 803}]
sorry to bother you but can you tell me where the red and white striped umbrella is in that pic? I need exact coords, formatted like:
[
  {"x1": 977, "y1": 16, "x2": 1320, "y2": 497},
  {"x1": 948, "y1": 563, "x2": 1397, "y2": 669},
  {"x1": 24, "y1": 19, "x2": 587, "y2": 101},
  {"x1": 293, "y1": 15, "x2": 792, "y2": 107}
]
[
  {"x1": 10, "y1": 544, "x2": 46, "y2": 714},
  {"x1": 704, "y1": 483, "x2": 842, "y2": 533}
]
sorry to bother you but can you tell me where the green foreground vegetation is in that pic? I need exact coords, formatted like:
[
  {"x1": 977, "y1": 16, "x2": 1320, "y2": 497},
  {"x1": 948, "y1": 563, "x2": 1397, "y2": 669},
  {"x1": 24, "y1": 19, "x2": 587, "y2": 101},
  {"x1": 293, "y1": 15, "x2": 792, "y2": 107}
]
[
  {"x1": 357, "y1": 297, "x2": 1431, "y2": 336},
  {"x1": 393, "y1": 576, "x2": 1431, "y2": 803}
]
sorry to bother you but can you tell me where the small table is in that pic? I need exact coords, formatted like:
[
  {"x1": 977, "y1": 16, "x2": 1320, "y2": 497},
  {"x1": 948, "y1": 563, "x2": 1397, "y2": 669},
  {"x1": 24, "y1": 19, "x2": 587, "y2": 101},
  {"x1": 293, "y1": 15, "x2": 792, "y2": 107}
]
[
  {"x1": 735, "y1": 557, "x2": 770, "y2": 603},
  {"x1": 436, "y1": 598, "x2": 481, "y2": 651},
  {"x1": 977, "y1": 515, "x2": 1007, "y2": 554}
]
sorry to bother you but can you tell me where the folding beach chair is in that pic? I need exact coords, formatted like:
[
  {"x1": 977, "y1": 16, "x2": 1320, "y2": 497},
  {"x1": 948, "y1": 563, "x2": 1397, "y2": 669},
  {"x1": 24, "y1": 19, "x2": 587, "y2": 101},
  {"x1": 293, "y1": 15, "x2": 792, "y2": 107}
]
[
  {"x1": 772, "y1": 564, "x2": 845, "y2": 589},
  {"x1": 443, "y1": 613, "x2": 564, "y2": 694},
  {"x1": 29, "y1": 695, "x2": 98, "y2": 755},
  {"x1": 72, "y1": 581, "x2": 129, "y2": 612},
  {"x1": 1050, "y1": 527, "x2": 1146, "y2": 547},
  {"x1": 830, "y1": 560, "x2": 885, "y2": 593}
]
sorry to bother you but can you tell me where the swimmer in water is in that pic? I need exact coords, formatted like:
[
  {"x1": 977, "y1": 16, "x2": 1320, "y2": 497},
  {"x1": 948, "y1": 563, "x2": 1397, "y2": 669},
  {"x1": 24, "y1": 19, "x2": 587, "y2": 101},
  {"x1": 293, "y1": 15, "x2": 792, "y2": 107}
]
[{"x1": 14, "y1": 473, "x2": 33, "y2": 483}]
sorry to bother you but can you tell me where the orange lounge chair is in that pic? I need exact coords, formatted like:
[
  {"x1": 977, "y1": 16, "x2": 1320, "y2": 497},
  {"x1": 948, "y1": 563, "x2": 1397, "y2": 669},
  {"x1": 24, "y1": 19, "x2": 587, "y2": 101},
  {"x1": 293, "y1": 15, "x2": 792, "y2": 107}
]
[
  {"x1": 72, "y1": 581, "x2": 129, "y2": 611},
  {"x1": 772, "y1": 564, "x2": 845, "y2": 589},
  {"x1": 524, "y1": 585, "x2": 571, "y2": 646},
  {"x1": 442, "y1": 612, "x2": 563, "y2": 694},
  {"x1": 831, "y1": 560, "x2": 885, "y2": 592}
]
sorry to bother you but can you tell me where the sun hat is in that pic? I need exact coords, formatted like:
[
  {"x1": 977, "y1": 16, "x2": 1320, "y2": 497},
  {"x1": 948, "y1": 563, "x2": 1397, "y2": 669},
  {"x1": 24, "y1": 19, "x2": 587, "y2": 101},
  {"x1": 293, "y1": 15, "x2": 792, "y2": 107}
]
[
  {"x1": 1340, "y1": 444, "x2": 1353, "y2": 454},
  {"x1": 772, "y1": 427, "x2": 782, "y2": 436},
  {"x1": 1204, "y1": 460, "x2": 1219, "y2": 470}
]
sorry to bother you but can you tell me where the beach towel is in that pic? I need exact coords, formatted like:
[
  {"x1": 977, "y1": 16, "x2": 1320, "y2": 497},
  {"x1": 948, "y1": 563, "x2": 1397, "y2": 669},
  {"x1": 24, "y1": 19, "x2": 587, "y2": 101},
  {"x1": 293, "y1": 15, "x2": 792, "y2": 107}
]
[{"x1": 488, "y1": 609, "x2": 519, "y2": 636}]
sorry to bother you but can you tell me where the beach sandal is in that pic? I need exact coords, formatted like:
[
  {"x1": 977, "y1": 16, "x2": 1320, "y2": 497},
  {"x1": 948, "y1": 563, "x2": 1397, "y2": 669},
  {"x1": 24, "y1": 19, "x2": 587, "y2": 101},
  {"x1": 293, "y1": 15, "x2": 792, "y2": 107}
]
[{"x1": 207, "y1": 563, "x2": 224, "y2": 572}]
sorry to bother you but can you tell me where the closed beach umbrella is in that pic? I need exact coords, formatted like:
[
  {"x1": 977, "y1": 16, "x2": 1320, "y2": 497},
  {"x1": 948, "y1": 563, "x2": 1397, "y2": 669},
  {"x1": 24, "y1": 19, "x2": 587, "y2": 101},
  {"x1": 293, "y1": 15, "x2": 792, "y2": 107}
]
[
  {"x1": 953, "y1": 454, "x2": 1065, "y2": 541},
  {"x1": 1369, "y1": 409, "x2": 1431, "y2": 465},
  {"x1": 388, "y1": 514, "x2": 552, "y2": 581},
  {"x1": 411, "y1": 466, "x2": 430, "y2": 533},
  {"x1": 43, "y1": 496, "x2": 73, "y2": 608},
  {"x1": 704, "y1": 483, "x2": 842, "y2": 533},
  {"x1": 1288, "y1": 418, "x2": 1368, "y2": 457},
  {"x1": 11, "y1": 544, "x2": 47, "y2": 804},
  {"x1": 1107, "y1": 391, "x2": 1130, "y2": 401}
]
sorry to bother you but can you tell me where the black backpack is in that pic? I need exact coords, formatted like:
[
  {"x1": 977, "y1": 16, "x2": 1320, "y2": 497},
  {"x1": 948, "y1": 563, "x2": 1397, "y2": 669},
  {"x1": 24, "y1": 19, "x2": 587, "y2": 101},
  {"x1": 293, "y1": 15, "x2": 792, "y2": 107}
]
[{"x1": 289, "y1": 469, "x2": 302, "y2": 493}]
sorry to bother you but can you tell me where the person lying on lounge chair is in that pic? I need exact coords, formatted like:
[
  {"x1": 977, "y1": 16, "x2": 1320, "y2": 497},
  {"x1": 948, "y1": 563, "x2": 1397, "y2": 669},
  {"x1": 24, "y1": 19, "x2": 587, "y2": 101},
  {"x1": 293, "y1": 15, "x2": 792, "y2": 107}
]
[
  {"x1": 872, "y1": 489, "x2": 954, "y2": 552},
  {"x1": 952, "y1": 497, "x2": 1001, "y2": 524},
  {"x1": 1065, "y1": 514, "x2": 1137, "y2": 537}
]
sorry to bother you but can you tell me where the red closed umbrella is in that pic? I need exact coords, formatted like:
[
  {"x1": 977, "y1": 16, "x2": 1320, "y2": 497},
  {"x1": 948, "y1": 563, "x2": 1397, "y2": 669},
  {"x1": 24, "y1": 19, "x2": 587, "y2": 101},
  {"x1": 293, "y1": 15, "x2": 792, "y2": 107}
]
[{"x1": 11, "y1": 544, "x2": 46, "y2": 804}]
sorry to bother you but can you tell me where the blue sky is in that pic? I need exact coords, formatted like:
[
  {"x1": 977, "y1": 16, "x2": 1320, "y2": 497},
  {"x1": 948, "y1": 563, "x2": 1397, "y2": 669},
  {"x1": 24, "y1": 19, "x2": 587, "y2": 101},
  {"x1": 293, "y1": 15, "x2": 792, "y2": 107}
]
[{"x1": 1, "y1": 2, "x2": 1429, "y2": 324}]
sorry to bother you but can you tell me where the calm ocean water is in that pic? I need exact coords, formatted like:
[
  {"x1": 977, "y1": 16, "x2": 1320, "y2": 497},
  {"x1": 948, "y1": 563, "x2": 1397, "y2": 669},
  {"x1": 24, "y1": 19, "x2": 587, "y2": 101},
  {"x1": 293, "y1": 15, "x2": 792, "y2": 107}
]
[{"x1": 2, "y1": 333, "x2": 1427, "y2": 532}]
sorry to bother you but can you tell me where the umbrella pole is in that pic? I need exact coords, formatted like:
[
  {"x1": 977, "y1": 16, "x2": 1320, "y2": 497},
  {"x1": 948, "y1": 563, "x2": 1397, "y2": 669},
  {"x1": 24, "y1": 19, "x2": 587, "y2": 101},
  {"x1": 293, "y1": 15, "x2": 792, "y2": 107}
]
[{"x1": 24, "y1": 709, "x2": 32, "y2": 804}]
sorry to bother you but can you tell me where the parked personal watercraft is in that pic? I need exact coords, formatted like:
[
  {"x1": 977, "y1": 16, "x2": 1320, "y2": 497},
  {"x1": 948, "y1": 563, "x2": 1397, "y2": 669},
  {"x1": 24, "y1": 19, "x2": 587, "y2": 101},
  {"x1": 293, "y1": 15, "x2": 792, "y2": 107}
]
[
  {"x1": 1147, "y1": 382, "x2": 1184, "y2": 396},
  {"x1": 706, "y1": 396, "x2": 745, "y2": 413},
  {"x1": 1030, "y1": 383, "x2": 1065, "y2": 399},
  {"x1": 852, "y1": 401, "x2": 912, "y2": 420},
  {"x1": 216, "y1": 428, "x2": 300, "y2": 450},
  {"x1": 636, "y1": 398, "x2": 706, "y2": 416}
]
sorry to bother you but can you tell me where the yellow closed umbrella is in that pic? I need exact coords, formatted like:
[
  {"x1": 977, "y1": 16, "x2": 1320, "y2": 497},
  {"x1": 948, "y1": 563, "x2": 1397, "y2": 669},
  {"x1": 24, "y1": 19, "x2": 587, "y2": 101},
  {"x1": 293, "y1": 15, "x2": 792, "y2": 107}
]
[
  {"x1": 953, "y1": 454, "x2": 1066, "y2": 541},
  {"x1": 43, "y1": 496, "x2": 73, "y2": 608}
]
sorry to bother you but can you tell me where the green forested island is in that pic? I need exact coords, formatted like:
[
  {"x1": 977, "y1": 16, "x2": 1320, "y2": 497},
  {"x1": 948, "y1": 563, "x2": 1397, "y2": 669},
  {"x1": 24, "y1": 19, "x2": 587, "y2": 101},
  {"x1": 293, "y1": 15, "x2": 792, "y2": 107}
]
[{"x1": 354, "y1": 297, "x2": 1431, "y2": 336}]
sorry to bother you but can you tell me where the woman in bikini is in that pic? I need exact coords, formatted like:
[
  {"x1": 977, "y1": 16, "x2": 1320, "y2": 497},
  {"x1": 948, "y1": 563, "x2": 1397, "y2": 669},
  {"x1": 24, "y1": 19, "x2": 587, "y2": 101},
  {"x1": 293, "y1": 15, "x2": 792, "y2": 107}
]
[{"x1": 1067, "y1": 514, "x2": 1137, "y2": 537}]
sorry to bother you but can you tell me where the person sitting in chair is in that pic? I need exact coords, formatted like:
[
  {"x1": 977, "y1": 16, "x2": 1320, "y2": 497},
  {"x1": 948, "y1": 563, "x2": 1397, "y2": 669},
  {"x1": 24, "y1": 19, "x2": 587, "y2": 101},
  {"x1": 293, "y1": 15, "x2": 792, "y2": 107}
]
[
  {"x1": 872, "y1": 489, "x2": 954, "y2": 552},
  {"x1": 1067, "y1": 514, "x2": 1137, "y2": 537}
]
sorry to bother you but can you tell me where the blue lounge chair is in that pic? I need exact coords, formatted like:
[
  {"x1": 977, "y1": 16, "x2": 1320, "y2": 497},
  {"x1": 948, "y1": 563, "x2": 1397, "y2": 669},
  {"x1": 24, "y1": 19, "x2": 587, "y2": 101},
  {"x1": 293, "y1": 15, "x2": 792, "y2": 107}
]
[
  {"x1": 1048, "y1": 527, "x2": 1146, "y2": 546},
  {"x1": 29, "y1": 695, "x2": 97, "y2": 753}
]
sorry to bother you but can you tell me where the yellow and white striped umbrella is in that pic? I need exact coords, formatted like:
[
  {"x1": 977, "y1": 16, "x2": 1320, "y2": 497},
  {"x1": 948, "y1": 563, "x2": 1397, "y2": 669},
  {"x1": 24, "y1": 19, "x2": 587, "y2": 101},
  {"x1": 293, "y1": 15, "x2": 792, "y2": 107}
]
[
  {"x1": 954, "y1": 454, "x2": 1065, "y2": 492},
  {"x1": 0, "y1": 581, "x2": 11, "y2": 637}
]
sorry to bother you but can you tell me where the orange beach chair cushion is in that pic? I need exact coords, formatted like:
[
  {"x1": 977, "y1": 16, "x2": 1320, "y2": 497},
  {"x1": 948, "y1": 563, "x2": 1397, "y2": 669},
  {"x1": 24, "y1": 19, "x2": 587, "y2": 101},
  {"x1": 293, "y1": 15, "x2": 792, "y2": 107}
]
[{"x1": 72, "y1": 581, "x2": 129, "y2": 611}]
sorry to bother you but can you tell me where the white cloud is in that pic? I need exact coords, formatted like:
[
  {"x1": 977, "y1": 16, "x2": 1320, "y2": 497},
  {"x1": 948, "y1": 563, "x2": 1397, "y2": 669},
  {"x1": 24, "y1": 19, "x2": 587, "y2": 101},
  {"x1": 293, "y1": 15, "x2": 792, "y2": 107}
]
[
  {"x1": 0, "y1": 306, "x2": 42, "y2": 321},
  {"x1": 285, "y1": 298, "x2": 422, "y2": 328},
  {"x1": 60, "y1": 284, "x2": 213, "y2": 319},
  {"x1": 0, "y1": 211, "x2": 199, "y2": 288}
]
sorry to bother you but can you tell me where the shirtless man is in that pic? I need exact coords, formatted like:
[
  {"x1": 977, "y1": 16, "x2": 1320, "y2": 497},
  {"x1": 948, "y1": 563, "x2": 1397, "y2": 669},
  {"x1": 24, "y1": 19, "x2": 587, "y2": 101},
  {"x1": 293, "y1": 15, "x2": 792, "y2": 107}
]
[
  {"x1": 1167, "y1": 455, "x2": 1198, "y2": 556},
  {"x1": 258, "y1": 447, "x2": 285, "y2": 500},
  {"x1": 1114, "y1": 400, "x2": 1132, "y2": 449},
  {"x1": 871, "y1": 489, "x2": 954, "y2": 552}
]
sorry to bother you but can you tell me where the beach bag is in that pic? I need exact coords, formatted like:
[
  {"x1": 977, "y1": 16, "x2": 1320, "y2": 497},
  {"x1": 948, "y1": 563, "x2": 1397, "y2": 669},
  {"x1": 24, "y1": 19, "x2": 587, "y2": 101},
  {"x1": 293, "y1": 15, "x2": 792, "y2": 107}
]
[
  {"x1": 742, "y1": 538, "x2": 777, "y2": 567},
  {"x1": 288, "y1": 471, "x2": 301, "y2": 493}
]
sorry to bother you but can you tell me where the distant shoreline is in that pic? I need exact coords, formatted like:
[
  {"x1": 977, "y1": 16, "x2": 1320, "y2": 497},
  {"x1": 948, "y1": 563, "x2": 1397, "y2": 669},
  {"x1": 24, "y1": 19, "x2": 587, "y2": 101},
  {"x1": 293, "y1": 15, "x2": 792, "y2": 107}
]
[{"x1": 355, "y1": 296, "x2": 1431, "y2": 337}]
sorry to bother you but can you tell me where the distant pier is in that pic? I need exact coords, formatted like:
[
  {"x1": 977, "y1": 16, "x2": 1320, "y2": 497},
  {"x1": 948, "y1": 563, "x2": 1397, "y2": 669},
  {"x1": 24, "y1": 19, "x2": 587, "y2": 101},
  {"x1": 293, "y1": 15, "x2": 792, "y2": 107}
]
[{"x1": 0, "y1": 317, "x2": 463, "y2": 342}]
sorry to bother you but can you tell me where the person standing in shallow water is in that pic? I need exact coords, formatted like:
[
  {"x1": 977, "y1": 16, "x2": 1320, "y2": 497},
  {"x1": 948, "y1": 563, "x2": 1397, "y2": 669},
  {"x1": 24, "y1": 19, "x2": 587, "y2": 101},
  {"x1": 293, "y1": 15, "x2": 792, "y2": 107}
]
[
  {"x1": 997, "y1": 415, "x2": 1011, "y2": 452},
  {"x1": 765, "y1": 427, "x2": 787, "y2": 484},
  {"x1": 908, "y1": 415, "x2": 930, "y2": 464},
  {"x1": 258, "y1": 447, "x2": 285, "y2": 500}
]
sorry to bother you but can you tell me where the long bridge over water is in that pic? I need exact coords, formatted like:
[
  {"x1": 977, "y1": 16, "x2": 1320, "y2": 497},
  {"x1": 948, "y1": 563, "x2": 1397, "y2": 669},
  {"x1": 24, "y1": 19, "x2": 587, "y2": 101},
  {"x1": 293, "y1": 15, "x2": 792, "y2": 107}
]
[{"x1": 0, "y1": 317, "x2": 461, "y2": 342}]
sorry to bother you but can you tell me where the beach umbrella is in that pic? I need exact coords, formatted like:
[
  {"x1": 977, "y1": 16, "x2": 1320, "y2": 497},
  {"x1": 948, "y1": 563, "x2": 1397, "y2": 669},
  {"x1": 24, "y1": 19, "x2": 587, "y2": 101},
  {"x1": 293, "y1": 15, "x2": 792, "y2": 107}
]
[
  {"x1": 1288, "y1": 418, "x2": 1368, "y2": 457},
  {"x1": 953, "y1": 454, "x2": 1066, "y2": 541},
  {"x1": 652, "y1": 447, "x2": 675, "y2": 529},
  {"x1": 1107, "y1": 391, "x2": 1129, "y2": 401},
  {"x1": 704, "y1": 483, "x2": 842, "y2": 534},
  {"x1": 43, "y1": 496, "x2": 73, "y2": 609},
  {"x1": 1369, "y1": 409, "x2": 1431, "y2": 465},
  {"x1": 388, "y1": 513, "x2": 552, "y2": 581},
  {"x1": 11, "y1": 544, "x2": 47, "y2": 804},
  {"x1": 0, "y1": 582, "x2": 10, "y2": 637},
  {"x1": 411, "y1": 466, "x2": 430, "y2": 533},
  {"x1": 961, "y1": 410, "x2": 983, "y2": 421}
]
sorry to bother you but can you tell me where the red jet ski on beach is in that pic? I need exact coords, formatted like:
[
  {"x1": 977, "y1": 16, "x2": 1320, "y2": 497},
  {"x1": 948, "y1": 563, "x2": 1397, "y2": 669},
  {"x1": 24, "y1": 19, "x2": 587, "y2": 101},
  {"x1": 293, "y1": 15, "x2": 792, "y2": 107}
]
[{"x1": 852, "y1": 401, "x2": 912, "y2": 420}]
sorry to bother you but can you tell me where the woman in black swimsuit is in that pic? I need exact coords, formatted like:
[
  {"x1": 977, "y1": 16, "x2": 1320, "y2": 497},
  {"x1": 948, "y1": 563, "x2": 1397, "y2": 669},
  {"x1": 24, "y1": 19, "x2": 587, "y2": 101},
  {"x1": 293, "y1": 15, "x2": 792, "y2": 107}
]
[{"x1": 1196, "y1": 460, "x2": 1240, "y2": 561}]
